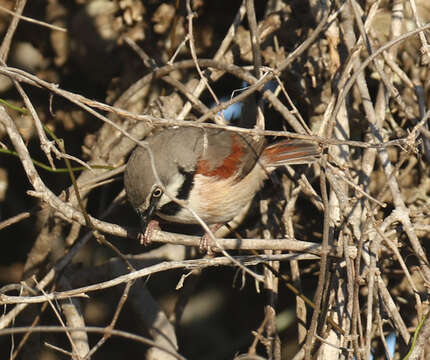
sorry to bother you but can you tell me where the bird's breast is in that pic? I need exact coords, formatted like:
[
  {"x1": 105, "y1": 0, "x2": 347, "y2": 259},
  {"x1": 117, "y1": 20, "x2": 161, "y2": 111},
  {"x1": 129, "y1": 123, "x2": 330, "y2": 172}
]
[{"x1": 157, "y1": 163, "x2": 267, "y2": 225}]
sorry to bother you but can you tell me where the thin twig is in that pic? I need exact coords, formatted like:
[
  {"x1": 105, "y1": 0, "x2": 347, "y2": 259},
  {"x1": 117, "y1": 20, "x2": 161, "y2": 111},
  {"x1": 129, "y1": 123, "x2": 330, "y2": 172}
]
[{"x1": 0, "y1": 5, "x2": 66, "y2": 32}]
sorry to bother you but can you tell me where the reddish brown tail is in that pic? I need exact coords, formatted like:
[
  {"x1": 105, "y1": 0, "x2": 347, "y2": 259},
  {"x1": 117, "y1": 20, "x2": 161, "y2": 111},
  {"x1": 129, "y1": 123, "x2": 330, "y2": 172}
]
[{"x1": 262, "y1": 139, "x2": 320, "y2": 167}]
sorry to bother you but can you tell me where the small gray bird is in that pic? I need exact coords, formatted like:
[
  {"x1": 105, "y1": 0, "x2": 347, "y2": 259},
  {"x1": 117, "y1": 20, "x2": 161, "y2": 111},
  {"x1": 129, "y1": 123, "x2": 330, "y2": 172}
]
[{"x1": 124, "y1": 127, "x2": 319, "y2": 243}]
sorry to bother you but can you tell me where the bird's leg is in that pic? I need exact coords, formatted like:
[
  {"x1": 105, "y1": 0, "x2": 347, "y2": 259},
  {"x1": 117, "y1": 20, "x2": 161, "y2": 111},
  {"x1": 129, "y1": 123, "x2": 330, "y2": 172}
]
[
  {"x1": 137, "y1": 219, "x2": 160, "y2": 246},
  {"x1": 199, "y1": 224, "x2": 223, "y2": 255}
]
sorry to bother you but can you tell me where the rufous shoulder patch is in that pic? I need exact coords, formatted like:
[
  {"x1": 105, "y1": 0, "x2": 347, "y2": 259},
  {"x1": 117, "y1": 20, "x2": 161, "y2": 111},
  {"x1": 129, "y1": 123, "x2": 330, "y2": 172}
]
[{"x1": 196, "y1": 135, "x2": 244, "y2": 179}]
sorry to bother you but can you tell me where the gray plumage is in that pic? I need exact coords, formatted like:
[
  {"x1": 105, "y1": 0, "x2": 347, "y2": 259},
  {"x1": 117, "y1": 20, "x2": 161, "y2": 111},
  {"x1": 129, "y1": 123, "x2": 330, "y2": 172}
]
[{"x1": 124, "y1": 126, "x2": 319, "y2": 226}]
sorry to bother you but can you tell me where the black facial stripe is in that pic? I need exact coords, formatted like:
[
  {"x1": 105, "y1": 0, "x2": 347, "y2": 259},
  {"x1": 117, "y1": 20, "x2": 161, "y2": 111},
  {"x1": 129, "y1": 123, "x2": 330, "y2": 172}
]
[
  {"x1": 159, "y1": 201, "x2": 181, "y2": 216},
  {"x1": 176, "y1": 166, "x2": 195, "y2": 200},
  {"x1": 158, "y1": 166, "x2": 194, "y2": 216}
]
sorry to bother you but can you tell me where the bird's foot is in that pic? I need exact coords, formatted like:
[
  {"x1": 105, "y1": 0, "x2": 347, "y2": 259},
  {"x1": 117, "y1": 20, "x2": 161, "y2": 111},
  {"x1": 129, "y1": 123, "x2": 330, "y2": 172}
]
[
  {"x1": 138, "y1": 219, "x2": 160, "y2": 246},
  {"x1": 199, "y1": 224, "x2": 222, "y2": 255}
]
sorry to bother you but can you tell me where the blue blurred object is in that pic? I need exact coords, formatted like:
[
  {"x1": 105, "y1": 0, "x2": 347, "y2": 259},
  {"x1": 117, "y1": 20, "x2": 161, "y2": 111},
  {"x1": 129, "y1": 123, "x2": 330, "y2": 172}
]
[
  {"x1": 386, "y1": 332, "x2": 396, "y2": 359},
  {"x1": 365, "y1": 332, "x2": 396, "y2": 360},
  {"x1": 212, "y1": 80, "x2": 277, "y2": 123},
  {"x1": 262, "y1": 79, "x2": 277, "y2": 92},
  {"x1": 217, "y1": 96, "x2": 243, "y2": 121}
]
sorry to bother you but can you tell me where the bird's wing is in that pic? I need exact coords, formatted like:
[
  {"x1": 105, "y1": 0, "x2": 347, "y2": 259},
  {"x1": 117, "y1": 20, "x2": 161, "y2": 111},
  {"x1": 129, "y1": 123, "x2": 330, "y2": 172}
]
[{"x1": 195, "y1": 128, "x2": 265, "y2": 181}]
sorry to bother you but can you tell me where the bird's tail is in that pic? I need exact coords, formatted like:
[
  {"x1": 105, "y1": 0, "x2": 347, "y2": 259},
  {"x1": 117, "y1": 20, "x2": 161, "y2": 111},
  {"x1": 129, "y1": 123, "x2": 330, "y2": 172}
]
[{"x1": 262, "y1": 139, "x2": 320, "y2": 167}]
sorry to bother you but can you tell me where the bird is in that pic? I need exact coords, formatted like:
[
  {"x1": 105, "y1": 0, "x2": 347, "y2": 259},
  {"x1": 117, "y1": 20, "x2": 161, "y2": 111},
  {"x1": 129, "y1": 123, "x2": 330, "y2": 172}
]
[{"x1": 124, "y1": 126, "x2": 320, "y2": 249}]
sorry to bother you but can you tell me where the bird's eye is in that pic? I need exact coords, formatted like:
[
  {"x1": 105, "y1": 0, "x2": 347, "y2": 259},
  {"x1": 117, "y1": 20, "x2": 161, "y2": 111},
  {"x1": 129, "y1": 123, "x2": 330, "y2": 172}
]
[{"x1": 152, "y1": 186, "x2": 163, "y2": 198}]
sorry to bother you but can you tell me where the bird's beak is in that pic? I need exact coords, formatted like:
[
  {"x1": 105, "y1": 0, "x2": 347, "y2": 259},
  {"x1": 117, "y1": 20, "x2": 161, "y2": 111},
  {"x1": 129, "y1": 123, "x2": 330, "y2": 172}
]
[{"x1": 137, "y1": 197, "x2": 158, "y2": 234}]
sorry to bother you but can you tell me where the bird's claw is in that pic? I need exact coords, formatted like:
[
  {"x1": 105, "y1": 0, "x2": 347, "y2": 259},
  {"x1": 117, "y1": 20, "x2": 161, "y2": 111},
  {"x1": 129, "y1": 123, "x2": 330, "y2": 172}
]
[
  {"x1": 138, "y1": 219, "x2": 160, "y2": 246},
  {"x1": 199, "y1": 224, "x2": 222, "y2": 255},
  {"x1": 199, "y1": 234, "x2": 215, "y2": 256}
]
